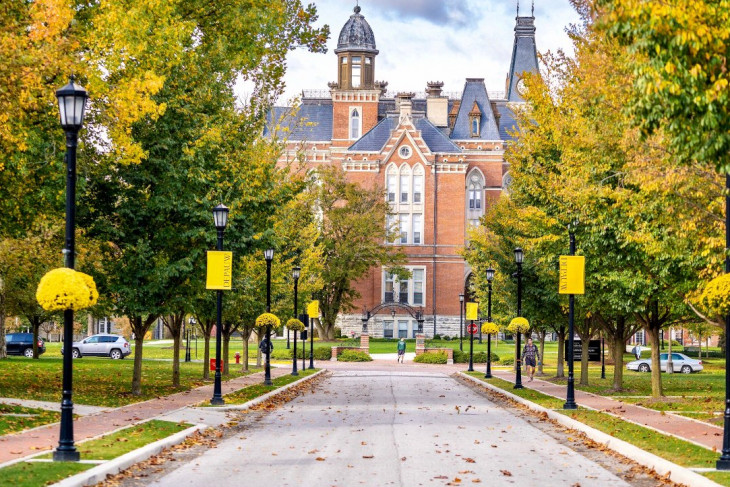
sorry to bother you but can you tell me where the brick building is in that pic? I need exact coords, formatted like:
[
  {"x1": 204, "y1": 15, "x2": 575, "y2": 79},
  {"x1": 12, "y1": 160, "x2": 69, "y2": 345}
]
[{"x1": 271, "y1": 6, "x2": 540, "y2": 338}]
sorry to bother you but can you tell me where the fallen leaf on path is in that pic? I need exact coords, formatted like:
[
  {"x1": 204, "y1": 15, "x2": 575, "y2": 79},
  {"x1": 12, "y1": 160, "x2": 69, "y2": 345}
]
[
  {"x1": 500, "y1": 470, "x2": 512, "y2": 476},
  {"x1": 315, "y1": 457, "x2": 325, "y2": 461},
  {"x1": 362, "y1": 455, "x2": 374, "y2": 459}
]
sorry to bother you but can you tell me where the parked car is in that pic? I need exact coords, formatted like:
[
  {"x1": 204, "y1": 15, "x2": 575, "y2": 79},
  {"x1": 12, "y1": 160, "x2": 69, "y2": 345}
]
[
  {"x1": 626, "y1": 353, "x2": 703, "y2": 374},
  {"x1": 61, "y1": 334, "x2": 131, "y2": 359},
  {"x1": 5, "y1": 333, "x2": 46, "y2": 358}
]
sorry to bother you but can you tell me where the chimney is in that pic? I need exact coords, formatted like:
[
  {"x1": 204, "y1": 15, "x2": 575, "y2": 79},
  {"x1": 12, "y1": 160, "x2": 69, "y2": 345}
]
[
  {"x1": 396, "y1": 92, "x2": 415, "y2": 121},
  {"x1": 426, "y1": 81, "x2": 448, "y2": 127}
]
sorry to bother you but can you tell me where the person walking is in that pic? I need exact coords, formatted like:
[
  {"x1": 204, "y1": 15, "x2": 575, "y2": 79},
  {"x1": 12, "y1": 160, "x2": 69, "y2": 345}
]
[
  {"x1": 259, "y1": 337, "x2": 273, "y2": 357},
  {"x1": 522, "y1": 337, "x2": 539, "y2": 382},
  {"x1": 397, "y1": 338, "x2": 406, "y2": 363},
  {"x1": 632, "y1": 343, "x2": 641, "y2": 360}
]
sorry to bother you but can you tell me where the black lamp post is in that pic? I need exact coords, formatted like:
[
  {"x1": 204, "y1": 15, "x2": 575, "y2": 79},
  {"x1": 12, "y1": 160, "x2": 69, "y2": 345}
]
[
  {"x1": 53, "y1": 77, "x2": 88, "y2": 463},
  {"x1": 514, "y1": 248, "x2": 524, "y2": 390},
  {"x1": 564, "y1": 223, "x2": 578, "y2": 410},
  {"x1": 264, "y1": 248, "x2": 274, "y2": 386},
  {"x1": 468, "y1": 310, "x2": 475, "y2": 372},
  {"x1": 417, "y1": 309, "x2": 425, "y2": 333},
  {"x1": 308, "y1": 302, "x2": 315, "y2": 370},
  {"x1": 717, "y1": 174, "x2": 730, "y2": 470},
  {"x1": 601, "y1": 332, "x2": 606, "y2": 379},
  {"x1": 361, "y1": 309, "x2": 370, "y2": 334},
  {"x1": 210, "y1": 204, "x2": 229, "y2": 406},
  {"x1": 291, "y1": 266, "x2": 300, "y2": 376},
  {"x1": 459, "y1": 294, "x2": 464, "y2": 352},
  {"x1": 185, "y1": 317, "x2": 193, "y2": 363},
  {"x1": 485, "y1": 267, "x2": 495, "y2": 379}
]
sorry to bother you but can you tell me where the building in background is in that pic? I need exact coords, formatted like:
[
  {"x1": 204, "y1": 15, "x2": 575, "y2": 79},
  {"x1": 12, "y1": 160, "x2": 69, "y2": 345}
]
[{"x1": 270, "y1": 6, "x2": 539, "y2": 337}]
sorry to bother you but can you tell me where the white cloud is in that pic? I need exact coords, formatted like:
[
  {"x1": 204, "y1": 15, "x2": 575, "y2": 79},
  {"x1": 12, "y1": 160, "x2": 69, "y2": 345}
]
[{"x1": 252, "y1": 0, "x2": 581, "y2": 104}]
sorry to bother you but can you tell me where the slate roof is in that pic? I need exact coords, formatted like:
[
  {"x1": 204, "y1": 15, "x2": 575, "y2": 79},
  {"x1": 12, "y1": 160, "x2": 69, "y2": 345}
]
[
  {"x1": 335, "y1": 6, "x2": 378, "y2": 54},
  {"x1": 496, "y1": 102, "x2": 519, "y2": 141},
  {"x1": 264, "y1": 100, "x2": 333, "y2": 141},
  {"x1": 348, "y1": 115, "x2": 461, "y2": 153},
  {"x1": 450, "y1": 79, "x2": 501, "y2": 140}
]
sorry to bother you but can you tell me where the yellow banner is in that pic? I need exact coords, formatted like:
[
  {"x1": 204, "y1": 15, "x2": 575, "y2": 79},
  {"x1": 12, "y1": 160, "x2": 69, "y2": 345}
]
[
  {"x1": 559, "y1": 255, "x2": 585, "y2": 295},
  {"x1": 206, "y1": 251, "x2": 233, "y2": 290},
  {"x1": 307, "y1": 300, "x2": 320, "y2": 318},
  {"x1": 465, "y1": 302, "x2": 478, "y2": 321}
]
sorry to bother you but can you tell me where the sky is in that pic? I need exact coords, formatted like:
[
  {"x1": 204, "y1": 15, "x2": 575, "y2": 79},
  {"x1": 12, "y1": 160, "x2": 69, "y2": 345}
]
[{"x1": 266, "y1": 0, "x2": 582, "y2": 103}]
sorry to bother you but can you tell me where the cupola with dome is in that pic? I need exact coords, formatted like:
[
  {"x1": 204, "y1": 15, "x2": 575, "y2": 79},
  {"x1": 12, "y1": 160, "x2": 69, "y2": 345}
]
[{"x1": 334, "y1": 6, "x2": 378, "y2": 90}]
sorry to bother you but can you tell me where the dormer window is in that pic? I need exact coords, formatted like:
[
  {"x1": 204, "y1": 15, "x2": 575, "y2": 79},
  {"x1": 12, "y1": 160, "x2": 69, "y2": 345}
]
[{"x1": 469, "y1": 101, "x2": 482, "y2": 138}]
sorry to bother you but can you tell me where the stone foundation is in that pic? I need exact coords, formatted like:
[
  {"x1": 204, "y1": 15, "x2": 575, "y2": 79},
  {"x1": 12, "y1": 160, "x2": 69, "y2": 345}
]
[{"x1": 336, "y1": 314, "x2": 465, "y2": 339}]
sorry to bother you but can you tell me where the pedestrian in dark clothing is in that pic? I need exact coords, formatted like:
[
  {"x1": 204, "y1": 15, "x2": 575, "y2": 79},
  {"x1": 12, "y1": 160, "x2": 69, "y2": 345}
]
[{"x1": 522, "y1": 338, "x2": 540, "y2": 382}]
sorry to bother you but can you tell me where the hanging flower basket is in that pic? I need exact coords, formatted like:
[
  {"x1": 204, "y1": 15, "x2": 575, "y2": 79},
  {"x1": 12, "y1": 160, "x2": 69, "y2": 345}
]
[
  {"x1": 286, "y1": 318, "x2": 305, "y2": 332},
  {"x1": 507, "y1": 317, "x2": 530, "y2": 334},
  {"x1": 255, "y1": 313, "x2": 280, "y2": 329},
  {"x1": 481, "y1": 321, "x2": 500, "y2": 335},
  {"x1": 36, "y1": 268, "x2": 98, "y2": 311}
]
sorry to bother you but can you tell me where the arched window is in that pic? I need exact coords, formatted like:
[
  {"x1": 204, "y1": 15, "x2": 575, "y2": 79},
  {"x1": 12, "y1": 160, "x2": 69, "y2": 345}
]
[
  {"x1": 412, "y1": 164, "x2": 424, "y2": 204},
  {"x1": 386, "y1": 164, "x2": 397, "y2": 202},
  {"x1": 399, "y1": 164, "x2": 411, "y2": 204},
  {"x1": 466, "y1": 170, "x2": 485, "y2": 229},
  {"x1": 350, "y1": 108, "x2": 361, "y2": 139}
]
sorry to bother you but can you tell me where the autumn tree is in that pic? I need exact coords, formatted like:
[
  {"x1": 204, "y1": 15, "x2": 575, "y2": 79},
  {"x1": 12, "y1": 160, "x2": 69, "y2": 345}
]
[{"x1": 309, "y1": 165, "x2": 406, "y2": 340}]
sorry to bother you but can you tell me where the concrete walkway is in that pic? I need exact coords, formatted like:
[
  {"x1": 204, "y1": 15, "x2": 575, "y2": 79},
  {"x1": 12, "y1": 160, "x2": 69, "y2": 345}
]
[
  {"x1": 492, "y1": 369, "x2": 724, "y2": 451},
  {"x1": 147, "y1": 370, "x2": 633, "y2": 487},
  {"x1": 0, "y1": 367, "x2": 291, "y2": 465},
  {"x1": 0, "y1": 398, "x2": 109, "y2": 416}
]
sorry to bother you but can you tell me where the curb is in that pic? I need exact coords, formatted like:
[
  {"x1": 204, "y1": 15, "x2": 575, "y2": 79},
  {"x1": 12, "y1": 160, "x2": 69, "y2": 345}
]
[
  {"x1": 50, "y1": 423, "x2": 206, "y2": 487},
  {"x1": 205, "y1": 369, "x2": 326, "y2": 411},
  {"x1": 458, "y1": 372, "x2": 722, "y2": 487}
]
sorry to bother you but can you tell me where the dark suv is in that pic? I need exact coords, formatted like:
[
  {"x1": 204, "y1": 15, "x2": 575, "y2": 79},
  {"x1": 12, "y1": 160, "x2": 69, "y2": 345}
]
[{"x1": 5, "y1": 333, "x2": 46, "y2": 358}]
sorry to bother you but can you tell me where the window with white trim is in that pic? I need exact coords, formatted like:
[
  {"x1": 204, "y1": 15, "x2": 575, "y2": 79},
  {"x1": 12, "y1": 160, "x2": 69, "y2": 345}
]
[
  {"x1": 412, "y1": 214, "x2": 422, "y2": 244},
  {"x1": 399, "y1": 213, "x2": 409, "y2": 244},
  {"x1": 386, "y1": 168, "x2": 397, "y2": 203},
  {"x1": 382, "y1": 267, "x2": 427, "y2": 307},
  {"x1": 466, "y1": 170, "x2": 484, "y2": 230},
  {"x1": 352, "y1": 56, "x2": 362, "y2": 87},
  {"x1": 350, "y1": 108, "x2": 361, "y2": 139},
  {"x1": 398, "y1": 320, "x2": 408, "y2": 338},
  {"x1": 384, "y1": 163, "x2": 424, "y2": 245},
  {"x1": 400, "y1": 166, "x2": 410, "y2": 203},
  {"x1": 383, "y1": 320, "x2": 394, "y2": 338},
  {"x1": 413, "y1": 167, "x2": 424, "y2": 203}
]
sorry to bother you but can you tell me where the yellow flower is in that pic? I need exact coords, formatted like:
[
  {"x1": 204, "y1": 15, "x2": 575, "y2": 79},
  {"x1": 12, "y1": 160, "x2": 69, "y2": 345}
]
[
  {"x1": 507, "y1": 317, "x2": 530, "y2": 334},
  {"x1": 481, "y1": 321, "x2": 500, "y2": 335},
  {"x1": 36, "y1": 268, "x2": 99, "y2": 311},
  {"x1": 286, "y1": 318, "x2": 305, "y2": 332},
  {"x1": 255, "y1": 312, "x2": 281, "y2": 329}
]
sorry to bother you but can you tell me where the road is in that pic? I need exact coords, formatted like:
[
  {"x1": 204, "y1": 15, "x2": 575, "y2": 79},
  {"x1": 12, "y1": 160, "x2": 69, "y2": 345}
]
[{"x1": 132, "y1": 369, "x2": 663, "y2": 487}]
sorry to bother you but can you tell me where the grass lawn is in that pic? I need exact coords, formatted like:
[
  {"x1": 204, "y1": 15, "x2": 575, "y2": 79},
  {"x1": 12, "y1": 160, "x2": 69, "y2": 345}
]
[
  {"x1": 0, "y1": 420, "x2": 189, "y2": 487},
  {"x1": 472, "y1": 374, "x2": 728, "y2": 485},
  {"x1": 0, "y1": 404, "x2": 60, "y2": 436},
  {"x1": 0, "y1": 356, "x2": 253, "y2": 408},
  {"x1": 205, "y1": 368, "x2": 320, "y2": 406}
]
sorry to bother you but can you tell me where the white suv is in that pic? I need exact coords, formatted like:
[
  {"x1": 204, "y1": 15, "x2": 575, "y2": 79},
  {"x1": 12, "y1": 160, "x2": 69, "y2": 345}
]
[{"x1": 65, "y1": 334, "x2": 131, "y2": 359}]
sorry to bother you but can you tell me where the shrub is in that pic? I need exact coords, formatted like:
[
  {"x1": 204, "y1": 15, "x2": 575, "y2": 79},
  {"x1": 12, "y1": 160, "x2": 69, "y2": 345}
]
[
  {"x1": 293, "y1": 347, "x2": 332, "y2": 360},
  {"x1": 443, "y1": 336, "x2": 451, "y2": 341},
  {"x1": 433, "y1": 334, "x2": 442, "y2": 340},
  {"x1": 414, "y1": 351, "x2": 447, "y2": 364},
  {"x1": 501, "y1": 356, "x2": 515, "y2": 366},
  {"x1": 338, "y1": 349, "x2": 372, "y2": 362},
  {"x1": 271, "y1": 349, "x2": 293, "y2": 360},
  {"x1": 453, "y1": 350, "x2": 499, "y2": 364},
  {"x1": 334, "y1": 326, "x2": 343, "y2": 338}
]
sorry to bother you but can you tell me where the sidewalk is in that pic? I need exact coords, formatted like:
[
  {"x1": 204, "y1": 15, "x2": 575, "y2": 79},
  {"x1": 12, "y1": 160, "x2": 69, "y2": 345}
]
[
  {"x1": 0, "y1": 366, "x2": 292, "y2": 465},
  {"x1": 491, "y1": 370, "x2": 723, "y2": 451}
]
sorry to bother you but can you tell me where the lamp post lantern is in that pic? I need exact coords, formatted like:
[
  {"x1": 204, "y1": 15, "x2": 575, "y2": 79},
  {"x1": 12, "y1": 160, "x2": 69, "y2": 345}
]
[
  {"x1": 53, "y1": 77, "x2": 88, "y2": 462},
  {"x1": 264, "y1": 248, "x2": 274, "y2": 385},
  {"x1": 485, "y1": 267, "x2": 495, "y2": 379},
  {"x1": 459, "y1": 293, "x2": 464, "y2": 352},
  {"x1": 564, "y1": 223, "x2": 578, "y2": 410},
  {"x1": 291, "y1": 266, "x2": 301, "y2": 376},
  {"x1": 361, "y1": 309, "x2": 369, "y2": 334},
  {"x1": 210, "y1": 204, "x2": 229, "y2": 406},
  {"x1": 514, "y1": 247, "x2": 524, "y2": 390}
]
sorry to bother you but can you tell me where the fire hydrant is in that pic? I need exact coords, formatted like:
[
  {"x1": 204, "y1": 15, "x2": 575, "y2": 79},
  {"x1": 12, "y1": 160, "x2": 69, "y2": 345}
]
[{"x1": 235, "y1": 352, "x2": 241, "y2": 364}]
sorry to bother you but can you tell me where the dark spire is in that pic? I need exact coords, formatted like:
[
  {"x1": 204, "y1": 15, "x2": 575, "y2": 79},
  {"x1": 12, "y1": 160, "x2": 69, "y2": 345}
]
[{"x1": 506, "y1": 7, "x2": 539, "y2": 102}]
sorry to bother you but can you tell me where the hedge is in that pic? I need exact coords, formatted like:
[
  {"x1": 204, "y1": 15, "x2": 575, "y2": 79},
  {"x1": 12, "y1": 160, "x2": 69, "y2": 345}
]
[
  {"x1": 270, "y1": 347, "x2": 331, "y2": 360},
  {"x1": 413, "y1": 351, "x2": 447, "y2": 364},
  {"x1": 453, "y1": 350, "x2": 500, "y2": 364},
  {"x1": 338, "y1": 349, "x2": 373, "y2": 362}
]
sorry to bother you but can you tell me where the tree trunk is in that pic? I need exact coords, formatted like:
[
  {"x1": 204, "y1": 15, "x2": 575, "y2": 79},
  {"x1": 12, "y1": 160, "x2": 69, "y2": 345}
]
[
  {"x1": 536, "y1": 330, "x2": 546, "y2": 376},
  {"x1": 666, "y1": 327, "x2": 673, "y2": 374},
  {"x1": 612, "y1": 334, "x2": 625, "y2": 391},
  {"x1": 203, "y1": 334, "x2": 211, "y2": 380},
  {"x1": 132, "y1": 334, "x2": 145, "y2": 396},
  {"x1": 579, "y1": 338, "x2": 589, "y2": 386},
  {"x1": 223, "y1": 334, "x2": 230, "y2": 376},
  {"x1": 699, "y1": 332, "x2": 703, "y2": 358},
  {"x1": 163, "y1": 313, "x2": 184, "y2": 388},
  {"x1": 556, "y1": 329, "x2": 565, "y2": 378},
  {"x1": 32, "y1": 317, "x2": 40, "y2": 359},
  {"x1": 646, "y1": 325, "x2": 663, "y2": 398},
  {"x1": 242, "y1": 333, "x2": 249, "y2": 372}
]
